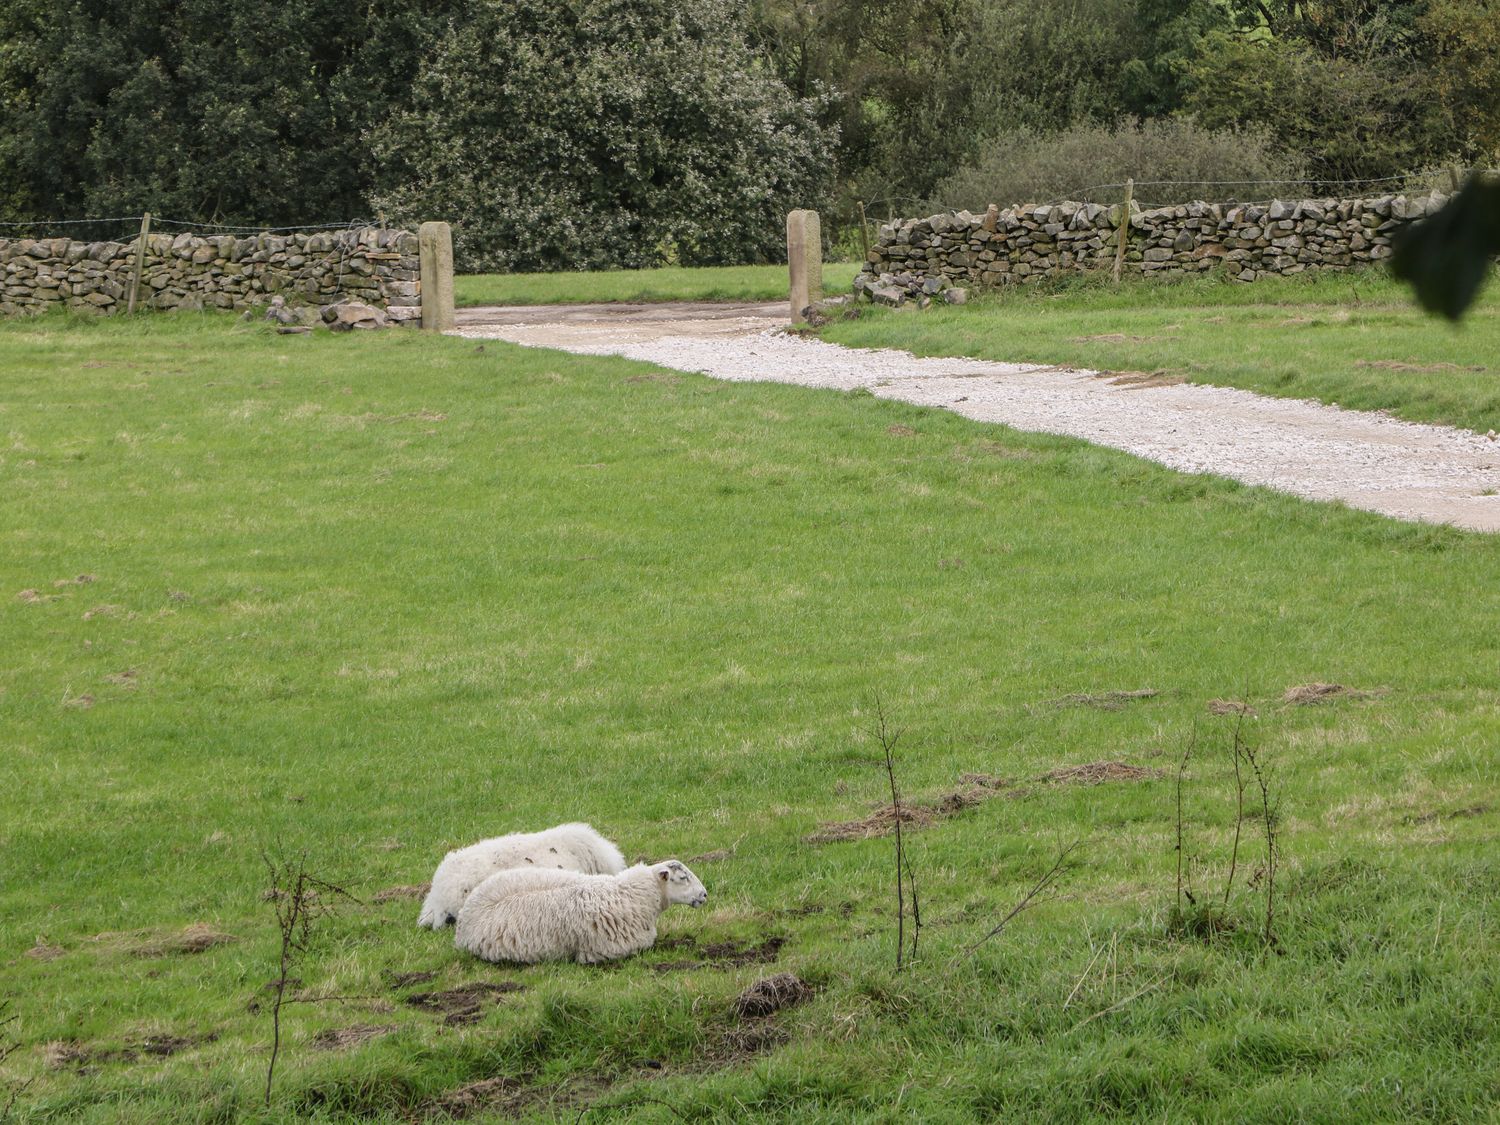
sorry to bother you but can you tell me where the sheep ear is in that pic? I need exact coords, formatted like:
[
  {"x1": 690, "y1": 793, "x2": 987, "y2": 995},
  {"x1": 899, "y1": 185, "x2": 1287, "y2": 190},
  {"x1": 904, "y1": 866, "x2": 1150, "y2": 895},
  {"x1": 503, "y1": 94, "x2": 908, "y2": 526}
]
[{"x1": 658, "y1": 869, "x2": 669, "y2": 882}]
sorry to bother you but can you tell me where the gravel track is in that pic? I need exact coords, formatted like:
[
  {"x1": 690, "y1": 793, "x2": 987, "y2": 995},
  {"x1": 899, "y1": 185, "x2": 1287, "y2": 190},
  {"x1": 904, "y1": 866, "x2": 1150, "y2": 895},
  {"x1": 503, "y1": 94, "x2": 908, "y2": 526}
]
[{"x1": 455, "y1": 304, "x2": 1500, "y2": 532}]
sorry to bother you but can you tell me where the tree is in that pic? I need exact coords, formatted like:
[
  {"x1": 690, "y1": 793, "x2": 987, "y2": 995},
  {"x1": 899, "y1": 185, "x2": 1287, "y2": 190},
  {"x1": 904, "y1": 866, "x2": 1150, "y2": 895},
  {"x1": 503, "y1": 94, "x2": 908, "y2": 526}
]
[{"x1": 370, "y1": 0, "x2": 837, "y2": 271}]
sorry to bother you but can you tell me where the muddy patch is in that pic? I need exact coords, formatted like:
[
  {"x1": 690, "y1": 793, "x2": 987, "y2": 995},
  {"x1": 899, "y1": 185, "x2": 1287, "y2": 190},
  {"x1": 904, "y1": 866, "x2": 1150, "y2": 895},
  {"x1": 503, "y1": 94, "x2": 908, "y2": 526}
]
[
  {"x1": 310, "y1": 1024, "x2": 397, "y2": 1051},
  {"x1": 404, "y1": 981, "x2": 528, "y2": 1026},
  {"x1": 1040, "y1": 760, "x2": 1161, "y2": 786},
  {"x1": 733, "y1": 973, "x2": 813, "y2": 1018},
  {"x1": 25, "y1": 939, "x2": 64, "y2": 962},
  {"x1": 1043, "y1": 688, "x2": 1159, "y2": 711},
  {"x1": 1106, "y1": 371, "x2": 1185, "y2": 389},
  {"x1": 650, "y1": 936, "x2": 787, "y2": 973},
  {"x1": 1208, "y1": 699, "x2": 1257, "y2": 716},
  {"x1": 806, "y1": 774, "x2": 1013, "y2": 843},
  {"x1": 1282, "y1": 682, "x2": 1384, "y2": 706},
  {"x1": 46, "y1": 1032, "x2": 215, "y2": 1071},
  {"x1": 372, "y1": 883, "x2": 429, "y2": 903}
]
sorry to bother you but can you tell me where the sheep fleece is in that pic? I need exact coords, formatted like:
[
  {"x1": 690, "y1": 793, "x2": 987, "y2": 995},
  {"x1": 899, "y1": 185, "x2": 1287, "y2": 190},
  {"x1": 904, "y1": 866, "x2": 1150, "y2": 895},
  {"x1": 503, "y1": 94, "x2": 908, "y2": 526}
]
[
  {"x1": 417, "y1": 822, "x2": 626, "y2": 929},
  {"x1": 455, "y1": 865, "x2": 667, "y2": 964}
]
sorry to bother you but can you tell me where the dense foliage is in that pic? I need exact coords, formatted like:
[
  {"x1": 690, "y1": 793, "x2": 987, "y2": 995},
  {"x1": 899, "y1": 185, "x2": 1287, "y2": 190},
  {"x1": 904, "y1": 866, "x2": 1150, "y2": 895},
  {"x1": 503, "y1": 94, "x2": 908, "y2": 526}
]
[
  {"x1": 369, "y1": 0, "x2": 835, "y2": 271},
  {"x1": 0, "y1": 0, "x2": 1496, "y2": 266}
]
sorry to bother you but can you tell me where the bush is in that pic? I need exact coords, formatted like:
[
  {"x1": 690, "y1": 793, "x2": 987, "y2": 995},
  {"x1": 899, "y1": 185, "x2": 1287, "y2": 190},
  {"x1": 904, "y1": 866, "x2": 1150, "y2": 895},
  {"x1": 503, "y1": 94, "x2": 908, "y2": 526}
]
[
  {"x1": 369, "y1": 0, "x2": 837, "y2": 273},
  {"x1": 929, "y1": 117, "x2": 1305, "y2": 211}
]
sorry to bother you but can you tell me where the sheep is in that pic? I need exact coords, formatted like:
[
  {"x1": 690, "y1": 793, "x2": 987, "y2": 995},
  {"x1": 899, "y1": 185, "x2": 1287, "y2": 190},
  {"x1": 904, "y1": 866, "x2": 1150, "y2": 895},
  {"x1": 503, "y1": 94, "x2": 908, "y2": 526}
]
[
  {"x1": 417, "y1": 822, "x2": 627, "y2": 930},
  {"x1": 454, "y1": 859, "x2": 707, "y2": 964}
]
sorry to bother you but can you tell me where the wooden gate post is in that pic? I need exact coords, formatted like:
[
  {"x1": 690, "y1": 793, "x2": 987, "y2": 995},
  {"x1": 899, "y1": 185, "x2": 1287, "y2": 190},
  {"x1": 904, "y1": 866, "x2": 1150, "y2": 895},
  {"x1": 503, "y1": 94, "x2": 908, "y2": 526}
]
[
  {"x1": 1112, "y1": 179, "x2": 1133, "y2": 284},
  {"x1": 127, "y1": 213, "x2": 151, "y2": 314}
]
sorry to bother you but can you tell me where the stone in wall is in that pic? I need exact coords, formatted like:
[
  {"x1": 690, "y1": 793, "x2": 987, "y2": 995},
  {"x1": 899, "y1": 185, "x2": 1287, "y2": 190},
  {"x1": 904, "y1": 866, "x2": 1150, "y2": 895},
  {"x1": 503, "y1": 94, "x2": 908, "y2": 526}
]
[
  {"x1": 856, "y1": 192, "x2": 1451, "y2": 300},
  {"x1": 0, "y1": 227, "x2": 423, "y2": 321}
]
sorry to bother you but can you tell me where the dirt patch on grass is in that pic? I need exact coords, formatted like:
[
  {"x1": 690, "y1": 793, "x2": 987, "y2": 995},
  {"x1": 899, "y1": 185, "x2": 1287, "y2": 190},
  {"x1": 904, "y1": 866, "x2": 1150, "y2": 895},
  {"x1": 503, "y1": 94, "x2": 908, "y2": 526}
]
[
  {"x1": 1282, "y1": 682, "x2": 1385, "y2": 706},
  {"x1": 89, "y1": 923, "x2": 236, "y2": 957},
  {"x1": 424, "y1": 1075, "x2": 530, "y2": 1120},
  {"x1": 25, "y1": 939, "x2": 64, "y2": 962},
  {"x1": 886, "y1": 424, "x2": 918, "y2": 437},
  {"x1": 1356, "y1": 360, "x2": 1485, "y2": 373},
  {"x1": 46, "y1": 1032, "x2": 215, "y2": 1070},
  {"x1": 1208, "y1": 699, "x2": 1257, "y2": 716},
  {"x1": 807, "y1": 774, "x2": 1015, "y2": 843},
  {"x1": 102, "y1": 668, "x2": 138, "y2": 687},
  {"x1": 733, "y1": 973, "x2": 813, "y2": 1018},
  {"x1": 1043, "y1": 688, "x2": 1160, "y2": 711},
  {"x1": 650, "y1": 936, "x2": 787, "y2": 973},
  {"x1": 1040, "y1": 761, "x2": 1161, "y2": 786},
  {"x1": 1106, "y1": 371, "x2": 1186, "y2": 389},
  {"x1": 689, "y1": 848, "x2": 733, "y2": 864},
  {"x1": 372, "y1": 883, "x2": 429, "y2": 903},
  {"x1": 1406, "y1": 803, "x2": 1491, "y2": 825},
  {"x1": 404, "y1": 981, "x2": 528, "y2": 1026},
  {"x1": 16, "y1": 588, "x2": 57, "y2": 604},
  {"x1": 310, "y1": 1024, "x2": 397, "y2": 1051}
]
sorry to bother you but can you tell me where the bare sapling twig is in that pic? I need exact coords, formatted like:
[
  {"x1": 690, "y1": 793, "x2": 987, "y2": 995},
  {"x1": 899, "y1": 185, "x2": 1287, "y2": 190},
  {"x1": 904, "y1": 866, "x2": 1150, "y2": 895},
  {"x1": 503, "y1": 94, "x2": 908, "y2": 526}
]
[
  {"x1": 951, "y1": 838, "x2": 1085, "y2": 968},
  {"x1": 868, "y1": 693, "x2": 911, "y2": 972},
  {"x1": 261, "y1": 850, "x2": 360, "y2": 1108},
  {"x1": 1240, "y1": 744, "x2": 1281, "y2": 947},
  {"x1": 1223, "y1": 708, "x2": 1250, "y2": 907},
  {"x1": 1175, "y1": 725, "x2": 1197, "y2": 917},
  {"x1": 905, "y1": 855, "x2": 922, "y2": 965},
  {"x1": 0, "y1": 1002, "x2": 33, "y2": 1123}
]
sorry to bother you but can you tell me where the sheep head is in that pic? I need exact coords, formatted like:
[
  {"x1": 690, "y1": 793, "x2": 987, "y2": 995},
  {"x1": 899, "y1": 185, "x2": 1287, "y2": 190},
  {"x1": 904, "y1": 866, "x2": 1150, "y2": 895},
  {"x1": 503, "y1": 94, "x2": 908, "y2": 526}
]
[{"x1": 654, "y1": 860, "x2": 707, "y2": 908}]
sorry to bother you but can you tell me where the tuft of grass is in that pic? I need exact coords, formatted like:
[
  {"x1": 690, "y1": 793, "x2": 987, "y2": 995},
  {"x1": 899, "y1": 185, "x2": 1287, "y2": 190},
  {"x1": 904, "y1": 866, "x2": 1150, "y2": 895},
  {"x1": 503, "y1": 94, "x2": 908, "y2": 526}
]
[
  {"x1": 0, "y1": 311, "x2": 1496, "y2": 1121},
  {"x1": 454, "y1": 262, "x2": 862, "y2": 307},
  {"x1": 822, "y1": 265, "x2": 1500, "y2": 434}
]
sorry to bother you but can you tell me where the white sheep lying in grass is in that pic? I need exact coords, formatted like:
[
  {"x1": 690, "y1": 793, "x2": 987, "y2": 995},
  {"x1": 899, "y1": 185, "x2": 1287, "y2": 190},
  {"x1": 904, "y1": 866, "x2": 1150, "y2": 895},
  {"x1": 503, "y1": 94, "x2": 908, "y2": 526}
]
[
  {"x1": 417, "y1": 822, "x2": 627, "y2": 930},
  {"x1": 454, "y1": 860, "x2": 708, "y2": 964}
]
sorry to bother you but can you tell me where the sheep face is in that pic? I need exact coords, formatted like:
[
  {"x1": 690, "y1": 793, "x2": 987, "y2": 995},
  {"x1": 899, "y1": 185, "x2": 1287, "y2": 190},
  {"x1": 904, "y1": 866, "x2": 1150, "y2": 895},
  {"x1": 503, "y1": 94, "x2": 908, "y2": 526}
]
[{"x1": 655, "y1": 860, "x2": 708, "y2": 907}]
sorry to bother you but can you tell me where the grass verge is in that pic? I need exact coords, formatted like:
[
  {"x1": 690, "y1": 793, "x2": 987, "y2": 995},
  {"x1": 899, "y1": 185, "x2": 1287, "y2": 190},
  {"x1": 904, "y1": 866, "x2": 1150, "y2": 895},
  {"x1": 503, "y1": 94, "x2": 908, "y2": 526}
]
[
  {"x1": 821, "y1": 266, "x2": 1500, "y2": 434},
  {"x1": 1, "y1": 312, "x2": 1497, "y2": 1122},
  {"x1": 455, "y1": 263, "x2": 862, "y2": 308}
]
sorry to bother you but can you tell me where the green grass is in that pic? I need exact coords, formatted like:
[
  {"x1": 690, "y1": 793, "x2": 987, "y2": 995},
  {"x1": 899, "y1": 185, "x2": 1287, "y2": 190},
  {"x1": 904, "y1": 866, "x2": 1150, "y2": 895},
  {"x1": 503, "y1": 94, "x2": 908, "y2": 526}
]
[
  {"x1": 454, "y1": 263, "x2": 862, "y2": 308},
  {"x1": 2, "y1": 313, "x2": 1498, "y2": 1123},
  {"x1": 822, "y1": 267, "x2": 1500, "y2": 435}
]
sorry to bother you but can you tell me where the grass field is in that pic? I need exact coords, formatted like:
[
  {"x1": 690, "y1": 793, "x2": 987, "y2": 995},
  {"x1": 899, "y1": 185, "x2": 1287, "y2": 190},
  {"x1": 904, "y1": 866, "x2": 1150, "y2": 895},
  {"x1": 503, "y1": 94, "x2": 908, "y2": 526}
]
[
  {"x1": 2, "y1": 313, "x2": 1498, "y2": 1123},
  {"x1": 822, "y1": 267, "x2": 1500, "y2": 435},
  {"x1": 454, "y1": 263, "x2": 862, "y2": 308}
]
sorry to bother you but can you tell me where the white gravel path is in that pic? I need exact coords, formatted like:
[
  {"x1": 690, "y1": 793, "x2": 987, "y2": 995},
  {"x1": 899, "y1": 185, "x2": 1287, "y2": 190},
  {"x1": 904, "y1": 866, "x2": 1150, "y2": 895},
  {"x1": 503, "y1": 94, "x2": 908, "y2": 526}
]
[{"x1": 456, "y1": 306, "x2": 1500, "y2": 532}]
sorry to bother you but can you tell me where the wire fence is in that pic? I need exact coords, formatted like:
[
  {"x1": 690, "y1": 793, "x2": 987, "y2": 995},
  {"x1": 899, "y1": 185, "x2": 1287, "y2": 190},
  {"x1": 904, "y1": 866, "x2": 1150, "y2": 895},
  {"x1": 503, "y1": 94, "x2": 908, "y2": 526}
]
[{"x1": 0, "y1": 214, "x2": 386, "y2": 243}]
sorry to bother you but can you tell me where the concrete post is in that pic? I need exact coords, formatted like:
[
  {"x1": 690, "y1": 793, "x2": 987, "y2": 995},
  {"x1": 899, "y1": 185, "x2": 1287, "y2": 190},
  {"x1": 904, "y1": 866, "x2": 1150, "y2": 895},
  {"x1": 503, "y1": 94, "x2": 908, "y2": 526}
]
[
  {"x1": 786, "y1": 209, "x2": 822, "y2": 324},
  {"x1": 418, "y1": 221, "x2": 455, "y2": 331}
]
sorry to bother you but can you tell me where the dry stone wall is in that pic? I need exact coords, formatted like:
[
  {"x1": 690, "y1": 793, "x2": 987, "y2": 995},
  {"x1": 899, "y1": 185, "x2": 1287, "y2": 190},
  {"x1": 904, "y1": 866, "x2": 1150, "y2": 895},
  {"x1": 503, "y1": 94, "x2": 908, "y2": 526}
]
[
  {"x1": 857, "y1": 192, "x2": 1446, "y2": 303},
  {"x1": 0, "y1": 227, "x2": 423, "y2": 321}
]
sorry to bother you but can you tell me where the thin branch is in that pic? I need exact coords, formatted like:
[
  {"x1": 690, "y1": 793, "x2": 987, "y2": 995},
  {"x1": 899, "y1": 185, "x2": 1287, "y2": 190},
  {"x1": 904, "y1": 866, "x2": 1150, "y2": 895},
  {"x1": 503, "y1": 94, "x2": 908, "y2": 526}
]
[
  {"x1": 1224, "y1": 707, "x2": 1249, "y2": 907},
  {"x1": 1064, "y1": 975, "x2": 1168, "y2": 1036},
  {"x1": 870, "y1": 692, "x2": 908, "y2": 973},
  {"x1": 1175, "y1": 725, "x2": 1196, "y2": 916},
  {"x1": 951, "y1": 839, "x2": 1085, "y2": 967}
]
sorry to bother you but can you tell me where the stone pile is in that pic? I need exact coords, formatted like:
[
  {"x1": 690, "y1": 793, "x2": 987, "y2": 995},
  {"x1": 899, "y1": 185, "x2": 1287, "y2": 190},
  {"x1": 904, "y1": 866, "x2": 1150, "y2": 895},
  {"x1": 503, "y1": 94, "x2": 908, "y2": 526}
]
[
  {"x1": 858, "y1": 192, "x2": 1449, "y2": 299},
  {"x1": 0, "y1": 227, "x2": 422, "y2": 320}
]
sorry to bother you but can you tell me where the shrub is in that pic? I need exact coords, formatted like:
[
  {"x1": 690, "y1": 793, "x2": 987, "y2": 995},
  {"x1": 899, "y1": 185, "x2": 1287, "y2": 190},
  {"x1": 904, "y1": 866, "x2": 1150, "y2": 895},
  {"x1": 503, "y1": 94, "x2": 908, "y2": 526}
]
[
  {"x1": 369, "y1": 0, "x2": 837, "y2": 272},
  {"x1": 929, "y1": 117, "x2": 1305, "y2": 211}
]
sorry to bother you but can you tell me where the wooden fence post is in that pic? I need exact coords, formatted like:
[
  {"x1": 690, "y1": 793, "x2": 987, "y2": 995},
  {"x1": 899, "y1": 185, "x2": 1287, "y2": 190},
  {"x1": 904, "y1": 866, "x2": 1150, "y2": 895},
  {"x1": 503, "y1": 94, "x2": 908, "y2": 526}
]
[
  {"x1": 418, "y1": 221, "x2": 455, "y2": 331},
  {"x1": 127, "y1": 212, "x2": 151, "y2": 314},
  {"x1": 857, "y1": 201, "x2": 871, "y2": 264},
  {"x1": 1112, "y1": 179, "x2": 1134, "y2": 284}
]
